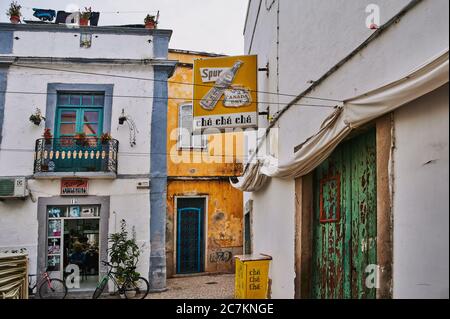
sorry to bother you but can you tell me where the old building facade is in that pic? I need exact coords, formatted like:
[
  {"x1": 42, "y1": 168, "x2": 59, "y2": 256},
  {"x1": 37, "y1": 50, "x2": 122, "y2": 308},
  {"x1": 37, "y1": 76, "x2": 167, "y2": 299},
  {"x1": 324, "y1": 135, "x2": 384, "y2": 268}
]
[
  {"x1": 0, "y1": 22, "x2": 176, "y2": 292},
  {"x1": 166, "y1": 49, "x2": 244, "y2": 277},
  {"x1": 237, "y1": 0, "x2": 449, "y2": 299}
]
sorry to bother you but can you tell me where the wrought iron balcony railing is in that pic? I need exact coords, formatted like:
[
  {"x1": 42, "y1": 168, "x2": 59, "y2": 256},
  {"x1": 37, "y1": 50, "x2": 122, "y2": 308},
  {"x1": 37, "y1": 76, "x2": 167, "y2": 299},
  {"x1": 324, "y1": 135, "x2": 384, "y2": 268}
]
[{"x1": 33, "y1": 138, "x2": 119, "y2": 175}]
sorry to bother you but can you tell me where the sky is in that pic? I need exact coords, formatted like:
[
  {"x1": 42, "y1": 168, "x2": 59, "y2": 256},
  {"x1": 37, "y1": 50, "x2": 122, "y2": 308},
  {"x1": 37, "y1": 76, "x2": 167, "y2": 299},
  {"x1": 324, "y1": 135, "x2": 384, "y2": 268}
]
[{"x1": 1, "y1": 0, "x2": 248, "y2": 55}]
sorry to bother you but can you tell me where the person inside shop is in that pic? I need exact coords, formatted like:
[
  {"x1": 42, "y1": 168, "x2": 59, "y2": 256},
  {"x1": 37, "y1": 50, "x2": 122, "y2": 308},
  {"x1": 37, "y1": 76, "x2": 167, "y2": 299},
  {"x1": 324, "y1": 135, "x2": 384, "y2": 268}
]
[{"x1": 69, "y1": 241, "x2": 87, "y2": 279}]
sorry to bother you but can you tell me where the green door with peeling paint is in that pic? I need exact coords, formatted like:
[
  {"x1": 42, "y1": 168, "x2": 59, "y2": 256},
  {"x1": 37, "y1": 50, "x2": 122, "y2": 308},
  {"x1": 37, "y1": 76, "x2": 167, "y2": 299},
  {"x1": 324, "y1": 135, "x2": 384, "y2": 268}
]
[{"x1": 312, "y1": 129, "x2": 377, "y2": 299}]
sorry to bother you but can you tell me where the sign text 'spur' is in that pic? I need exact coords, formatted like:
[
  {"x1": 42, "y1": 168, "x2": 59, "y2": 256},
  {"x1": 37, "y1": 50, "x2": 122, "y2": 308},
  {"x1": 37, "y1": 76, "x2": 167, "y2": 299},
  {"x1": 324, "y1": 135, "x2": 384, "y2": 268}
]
[{"x1": 193, "y1": 55, "x2": 258, "y2": 132}]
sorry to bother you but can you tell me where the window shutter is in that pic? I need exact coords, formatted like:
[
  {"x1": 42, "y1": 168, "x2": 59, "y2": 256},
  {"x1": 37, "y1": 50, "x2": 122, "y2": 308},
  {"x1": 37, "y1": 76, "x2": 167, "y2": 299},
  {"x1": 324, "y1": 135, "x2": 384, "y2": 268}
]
[
  {"x1": 178, "y1": 103, "x2": 207, "y2": 149},
  {"x1": 179, "y1": 104, "x2": 193, "y2": 148}
]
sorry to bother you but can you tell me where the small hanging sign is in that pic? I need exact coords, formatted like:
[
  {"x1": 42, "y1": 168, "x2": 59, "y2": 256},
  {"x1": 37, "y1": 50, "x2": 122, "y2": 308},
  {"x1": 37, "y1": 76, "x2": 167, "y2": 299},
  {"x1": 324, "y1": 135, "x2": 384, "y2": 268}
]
[{"x1": 61, "y1": 179, "x2": 88, "y2": 196}]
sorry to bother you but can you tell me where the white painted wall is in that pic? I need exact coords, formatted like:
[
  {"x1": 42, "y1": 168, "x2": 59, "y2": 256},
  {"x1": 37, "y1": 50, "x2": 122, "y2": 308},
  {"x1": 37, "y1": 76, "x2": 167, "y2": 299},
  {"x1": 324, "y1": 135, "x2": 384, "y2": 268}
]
[
  {"x1": 0, "y1": 64, "x2": 153, "y2": 176},
  {"x1": 244, "y1": 0, "x2": 449, "y2": 298},
  {"x1": 0, "y1": 28, "x2": 159, "y2": 282},
  {"x1": 250, "y1": 178, "x2": 296, "y2": 299},
  {"x1": 7, "y1": 30, "x2": 154, "y2": 60},
  {"x1": 393, "y1": 83, "x2": 449, "y2": 299},
  {"x1": 0, "y1": 179, "x2": 150, "y2": 277}
]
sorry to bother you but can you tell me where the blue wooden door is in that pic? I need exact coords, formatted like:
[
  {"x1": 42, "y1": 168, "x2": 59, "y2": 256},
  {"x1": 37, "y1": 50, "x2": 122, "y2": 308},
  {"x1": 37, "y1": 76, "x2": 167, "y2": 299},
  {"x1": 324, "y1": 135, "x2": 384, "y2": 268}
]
[{"x1": 177, "y1": 202, "x2": 205, "y2": 274}]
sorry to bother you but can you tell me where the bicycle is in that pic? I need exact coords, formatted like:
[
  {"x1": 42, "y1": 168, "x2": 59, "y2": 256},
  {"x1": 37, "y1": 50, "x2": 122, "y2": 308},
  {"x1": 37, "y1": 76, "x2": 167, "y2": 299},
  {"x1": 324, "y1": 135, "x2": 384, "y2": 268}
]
[
  {"x1": 92, "y1": 261, "x2": 149, "y2": 299},
  {"x1": 28, "y1": 269, "x2": 68, "y2": 299}
]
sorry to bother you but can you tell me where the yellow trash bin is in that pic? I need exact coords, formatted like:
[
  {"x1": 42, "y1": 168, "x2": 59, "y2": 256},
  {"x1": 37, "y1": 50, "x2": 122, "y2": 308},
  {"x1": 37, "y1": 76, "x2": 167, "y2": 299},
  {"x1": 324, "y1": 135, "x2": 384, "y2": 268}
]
[{"x1": 235, "y1": 254, "x2": 272, "y2": 299}]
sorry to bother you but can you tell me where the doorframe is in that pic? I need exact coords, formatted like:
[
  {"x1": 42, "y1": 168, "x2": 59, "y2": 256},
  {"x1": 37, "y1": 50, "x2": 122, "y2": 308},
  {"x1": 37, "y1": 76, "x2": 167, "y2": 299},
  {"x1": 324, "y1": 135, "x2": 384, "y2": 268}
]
[
  {"x1": 295, "y1": 115, "x2": 393, "y2": 299},
  {"x1": 173, "y1": 195, "x2": 208, "y2": 275},
  {"x1": 37, "y1": 196, "x2": 110, "y2": 289}
]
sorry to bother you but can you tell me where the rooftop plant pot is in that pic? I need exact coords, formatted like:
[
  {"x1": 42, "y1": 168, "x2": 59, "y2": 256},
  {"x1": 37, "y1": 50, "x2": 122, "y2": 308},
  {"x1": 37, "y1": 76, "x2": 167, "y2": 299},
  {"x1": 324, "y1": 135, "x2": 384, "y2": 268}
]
[
  {"x1": 145, "y1": 21, "x2": 156, "y2": 29},
  {"x1": 79, "y1": 18, "x2": 89, "y2": 26},
  {"x1": 10, "y1": 15, "x2": 20, "y2": 24}
]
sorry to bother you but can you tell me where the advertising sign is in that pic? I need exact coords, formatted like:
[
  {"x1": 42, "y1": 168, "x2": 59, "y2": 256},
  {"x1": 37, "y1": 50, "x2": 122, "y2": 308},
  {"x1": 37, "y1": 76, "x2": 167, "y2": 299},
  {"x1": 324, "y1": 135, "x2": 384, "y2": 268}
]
[
  {"x1": 193, "y1": 55, "x2": 258, "y2": 132},
  {"x1": 61, "y1": 179, "x2": 88, "y2": 196}
]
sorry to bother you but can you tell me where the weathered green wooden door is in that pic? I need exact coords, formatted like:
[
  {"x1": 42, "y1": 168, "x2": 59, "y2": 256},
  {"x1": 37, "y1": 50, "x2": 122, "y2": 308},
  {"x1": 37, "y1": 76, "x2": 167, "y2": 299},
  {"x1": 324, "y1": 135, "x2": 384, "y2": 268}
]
[{"x1": 312, "y1": 129, "x2": 377, "y2": 299}]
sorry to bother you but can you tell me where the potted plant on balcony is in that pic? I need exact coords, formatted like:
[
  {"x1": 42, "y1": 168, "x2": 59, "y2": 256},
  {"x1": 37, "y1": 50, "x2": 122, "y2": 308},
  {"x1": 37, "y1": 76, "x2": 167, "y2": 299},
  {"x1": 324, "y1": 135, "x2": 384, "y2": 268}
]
[
  {"x1": 100, "y1": 132, "x2": 112, "y2": 145},
  {"x1": 75, "y1": 132, "x2": 88, "y2": 146},
  {"x1": 79, "y1": 7, "x2": 92, "y2": 26},
  {"x1": 144, "y1": 14, "x2": 157, "y2": 29},
  {"x1": 29, "y1": 108, "x2": 46, "y2": 126},
  {"x1": 6, "y1": 1, "x2": 22, "y2": 24},
  {"x1": 42, "y1": 128, "x2": 52, "y2": 145}
]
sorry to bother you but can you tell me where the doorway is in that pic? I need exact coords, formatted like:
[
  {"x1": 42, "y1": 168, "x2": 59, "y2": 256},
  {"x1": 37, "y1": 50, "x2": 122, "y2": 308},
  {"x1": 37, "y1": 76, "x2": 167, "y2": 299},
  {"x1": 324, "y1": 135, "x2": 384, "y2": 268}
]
[
  {"x1": 176, "y1": 197, "x2": 206, "y2": 274},
  {"x1": 46, "y1": 204, "x2": 100, "y2": 291},
  {"x1": 311, "y1": 129, "x2": 377, "y2": 299}
]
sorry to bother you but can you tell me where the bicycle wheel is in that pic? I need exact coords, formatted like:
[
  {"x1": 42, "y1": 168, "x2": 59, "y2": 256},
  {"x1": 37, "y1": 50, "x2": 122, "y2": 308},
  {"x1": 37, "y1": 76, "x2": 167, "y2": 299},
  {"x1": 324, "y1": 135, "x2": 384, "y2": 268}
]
[
  {"x1": 38, "y1": 278, "x2": 67, "y2": 299},
  {"x1": 92, "y1": 277, "x2": 108, "y2": 299},
  {"x1": 123, "y1": 277, "x2": 149, "y2": 299}
]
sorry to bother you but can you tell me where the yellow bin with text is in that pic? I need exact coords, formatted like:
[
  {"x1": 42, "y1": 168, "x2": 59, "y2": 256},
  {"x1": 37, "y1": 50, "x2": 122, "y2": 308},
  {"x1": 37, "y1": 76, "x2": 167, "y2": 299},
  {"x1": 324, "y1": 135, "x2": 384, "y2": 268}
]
[{"x1": 235, "y1": 254, "x2": 272, "y2": 299}]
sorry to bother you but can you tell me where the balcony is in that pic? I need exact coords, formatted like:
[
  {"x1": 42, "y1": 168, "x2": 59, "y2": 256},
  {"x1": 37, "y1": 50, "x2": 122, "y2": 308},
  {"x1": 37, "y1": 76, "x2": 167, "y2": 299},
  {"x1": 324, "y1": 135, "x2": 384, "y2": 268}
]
[{"x1": 33, "y1": 138, "x2": 119, "y2": 179}]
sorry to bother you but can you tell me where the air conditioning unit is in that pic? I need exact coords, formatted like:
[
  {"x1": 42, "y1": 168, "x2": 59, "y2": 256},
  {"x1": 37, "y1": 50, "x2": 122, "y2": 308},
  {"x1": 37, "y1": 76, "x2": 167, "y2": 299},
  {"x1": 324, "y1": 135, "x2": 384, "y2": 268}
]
[{"x1": 0, "y1": 177, "x2": 29, "y2": 199}]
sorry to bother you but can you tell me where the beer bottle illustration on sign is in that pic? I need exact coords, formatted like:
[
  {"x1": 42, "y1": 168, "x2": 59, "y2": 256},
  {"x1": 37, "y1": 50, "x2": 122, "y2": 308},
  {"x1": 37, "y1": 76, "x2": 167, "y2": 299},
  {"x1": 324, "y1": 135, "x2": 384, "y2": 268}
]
[{"x1": 200, "y1": 60, "x2": 244, "y2": 110}]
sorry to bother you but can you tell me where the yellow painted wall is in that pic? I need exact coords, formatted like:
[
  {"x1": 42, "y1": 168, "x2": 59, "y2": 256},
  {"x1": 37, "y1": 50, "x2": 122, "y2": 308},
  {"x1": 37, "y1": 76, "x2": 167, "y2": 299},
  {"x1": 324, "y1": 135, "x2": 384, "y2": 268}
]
[
  {"x1": 166, "y1": 180, "x2": 243, "y2": 276},
  {"x1": 167, "y1": 51, "x2": 244, "y2": 177},
  {"x1": 166, "y1": 51, "x2": 244, "y2": 276}
]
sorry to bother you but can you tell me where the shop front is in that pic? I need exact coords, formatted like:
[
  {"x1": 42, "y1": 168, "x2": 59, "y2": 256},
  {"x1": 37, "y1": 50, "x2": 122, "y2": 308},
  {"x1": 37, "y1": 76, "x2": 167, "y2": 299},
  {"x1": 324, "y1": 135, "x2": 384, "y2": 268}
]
[{"x1": 36, "y1": 195, "x2": 110, "y2": 292}]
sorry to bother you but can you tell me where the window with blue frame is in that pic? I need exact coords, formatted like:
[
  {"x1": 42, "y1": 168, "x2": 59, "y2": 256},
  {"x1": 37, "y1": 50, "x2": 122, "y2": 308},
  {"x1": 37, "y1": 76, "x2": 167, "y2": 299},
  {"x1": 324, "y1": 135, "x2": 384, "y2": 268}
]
[
  {"x1": 55, "y1": 92, "x2": 105, "y2": 138},
  {"x1": 52, "y1": 92, "x2": 105, "y2": 172}
]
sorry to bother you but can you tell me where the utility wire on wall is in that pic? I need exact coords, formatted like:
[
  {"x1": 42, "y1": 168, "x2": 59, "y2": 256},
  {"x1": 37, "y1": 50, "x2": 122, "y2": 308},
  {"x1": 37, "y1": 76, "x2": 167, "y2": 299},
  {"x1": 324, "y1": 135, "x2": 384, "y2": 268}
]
[
  {"x1": 0, "y1": 90, "x2": 337, "y2": 108},
  {"x1": 10, "y1": 64, "x2": 342, "y2": 103}
]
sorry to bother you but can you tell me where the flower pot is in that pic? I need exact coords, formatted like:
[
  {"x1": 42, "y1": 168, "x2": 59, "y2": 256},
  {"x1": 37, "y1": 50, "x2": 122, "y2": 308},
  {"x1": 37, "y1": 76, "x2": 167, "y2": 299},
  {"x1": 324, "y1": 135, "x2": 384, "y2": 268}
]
[
  {"x1": 10, "y1": 16, "x2": 20, "y2": 24},
  {"x1": 145, "y1": 21, "x2": 156, "y2": 29},
  {"x1": 31, "y1": 118, "x2": 42, "y2": 126},
  {"x1": 79, "y1": 18, "x2": 89, "y2": 26}
]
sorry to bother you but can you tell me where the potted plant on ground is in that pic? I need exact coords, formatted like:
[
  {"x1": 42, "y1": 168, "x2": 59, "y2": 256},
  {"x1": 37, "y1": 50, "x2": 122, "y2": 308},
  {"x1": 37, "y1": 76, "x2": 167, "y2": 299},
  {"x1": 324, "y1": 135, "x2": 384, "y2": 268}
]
[
  {"x1": 144, "y1": 14, "x2": 157, "y2": 29},
  {"x1": 6, "y1": 1, "x2": 21, "y2": 24},
  {"x1": 100, "y1": 132, "x2": 112, "y2": 145},
  {"x1": 108, "y1": 220, "x2": 141, "y2": 288},
  {"x1": 79, "y1": 7, "x2": 92, "y2": 26},
  {"x1": 42, "y1": 128, "x2": 52, "y2": 145},
  {"x1": 29, "y1": 108, "x2": 46, "y2": 126}
]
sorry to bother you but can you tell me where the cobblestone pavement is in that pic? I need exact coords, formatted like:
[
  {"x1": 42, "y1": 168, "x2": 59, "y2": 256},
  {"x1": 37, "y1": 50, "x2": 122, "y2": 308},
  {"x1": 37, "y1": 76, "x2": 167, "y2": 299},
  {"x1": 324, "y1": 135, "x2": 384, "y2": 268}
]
[
  {"x1": 148, "y1": 274, "x2": 235, "y2": 299},
  {"x1": 59, "y1": 273, "x2": 234, "y2": 299}
]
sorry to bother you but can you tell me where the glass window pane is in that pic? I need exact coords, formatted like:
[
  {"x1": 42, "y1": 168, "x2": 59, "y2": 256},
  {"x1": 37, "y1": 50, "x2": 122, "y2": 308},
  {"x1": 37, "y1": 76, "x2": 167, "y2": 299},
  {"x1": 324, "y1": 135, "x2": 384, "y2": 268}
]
[
  {"x1": 70, "y1": 95, "x2": 81, "y2": 105},
  {"x1": 48, "y1": 220, "x2": 61, "y2": 237},
  {"x1": 48, "y1": 207, "x2": 62, "y2": 218},
  {"x1": 93, "y1": 95, "x2": 105, "y2": 106},
  {"x1": 47, "y1": 255, "x2": 60, "y2": 271},
  {"x1": 57, "y1": 95, "x2": 70, "y2": 105},
  {"x1": 82, "y1": 95, "x2": 93, "y2": 106},
  {"x1": 83, "y1": 111, "x2": 99, "y2": 123},
  {"x1": 48, "y1": 238, "x2": 61, "y2": 255},
  {"x1": 60, "y1": 110, "x2": 76, "y2": 123},
  {"x1": 83, "y1": 123, "x2": 98, "y2": 135},
  {"x1": 192, "y1": 134, "x2": 206, "y2": 149},
  {"x1": 179, "y1": 104, "x2": 193, "y2": 148},
  {"x1": 60, "y1": 124, "x2": 76, "y2": 135}
]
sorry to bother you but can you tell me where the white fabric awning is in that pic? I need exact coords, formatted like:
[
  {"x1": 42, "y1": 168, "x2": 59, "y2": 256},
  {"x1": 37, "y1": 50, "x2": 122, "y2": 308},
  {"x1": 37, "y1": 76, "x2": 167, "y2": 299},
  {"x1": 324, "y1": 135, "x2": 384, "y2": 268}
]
[{"x1": 232, "y1": 49, "x2": 449, "y2": 192}]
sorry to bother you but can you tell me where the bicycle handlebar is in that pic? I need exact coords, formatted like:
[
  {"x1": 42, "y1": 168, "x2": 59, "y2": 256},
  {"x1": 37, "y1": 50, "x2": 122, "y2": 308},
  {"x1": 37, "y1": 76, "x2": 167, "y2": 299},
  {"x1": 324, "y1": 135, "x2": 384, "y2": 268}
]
[{"x1": 101, "y1": 260, "x2": 113, "y2": 267}]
